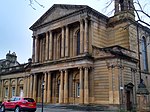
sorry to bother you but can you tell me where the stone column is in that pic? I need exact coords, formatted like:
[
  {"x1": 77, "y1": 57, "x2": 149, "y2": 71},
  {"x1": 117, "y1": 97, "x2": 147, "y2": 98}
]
[
  {"x1": 59, "y1": 70, "x2": 64, "y2": 103},
  {"x1": 32, "y1": 36, "x2": 35, "y2": 63},
  {"x1": 80, "y1": 20, "x2": 84, "y2": 54},
  {"x1": 8, "y1": 79, "x2": 11, "y2": 99},
  {"x1": 15, "y1": 78, "x2": 18, "y2": 96},
  {"x1": 47, "y1": 72, "x2": 52, "y2": 103},
  {"x1": 49, "y1": 31, "x2": 53, "y2": 60},
  {"x1": 64, "y1": 70, "x2": 68, "y2": 103},
  {"x1": 27, "y1": 76, "x2": 30, "y2": 97},
  {"x1": 39, "y1": 39, "x2": 42, "y2": 62},
  {"x1": 42, "y1": 38, "x2": 45, "y2": 62},
  {"x1": 1, "y1": 80, "x2": 4, "y2": 101},
  {"x1": 65, "y1": 26, "x2": 69, "y2": 57},
  {"x1": 53, "y1": 35, "x2": 57, "y2": 60},
  {"x1": 33, "y1": 74, "x2": 37, "y2": 101},
  {"x1": 30, "y1": 75, "x2": 33, "y2": 98},
  {"x1": 45, "y1": 32, "x2": 49, "y2": 61},
  {"x1": 84, "y1": 18, "x2": 89, "y2": 53},
  {"x1": 23, "y1": 77, "x2": 27, "y2": 97},
  {"x1": 35, "y1": 36, "x2": 39, "y2": 62},
  {"x1": 84, "y1": 67, "x2": 89, "y2": 104},
  {"x1": 79, "y1": 68, "x2": 84, "y2": 104},
  {"x1": 44, "y1": 72, "x2": 48, "y2": 103},
  {"x1": 61, "y1": 27, "x2": 65, "y2": 58}
]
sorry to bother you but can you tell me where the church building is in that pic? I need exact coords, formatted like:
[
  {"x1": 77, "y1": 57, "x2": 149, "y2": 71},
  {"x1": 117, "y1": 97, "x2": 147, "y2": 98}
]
[{"x1": 0, "y1": 0, "x2": 150, "y2": 111}]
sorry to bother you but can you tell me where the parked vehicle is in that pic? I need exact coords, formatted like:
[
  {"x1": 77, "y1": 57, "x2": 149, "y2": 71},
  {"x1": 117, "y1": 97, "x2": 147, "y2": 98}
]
[{"x1": 0, "y1": 96, "x2": 36, "y2": 112}]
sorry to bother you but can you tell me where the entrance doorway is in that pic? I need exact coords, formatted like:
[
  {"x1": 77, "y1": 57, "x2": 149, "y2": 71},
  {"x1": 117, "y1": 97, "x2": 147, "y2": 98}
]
[{"x1": 125, "y1": 83, "x2": 134, "y2": 111}]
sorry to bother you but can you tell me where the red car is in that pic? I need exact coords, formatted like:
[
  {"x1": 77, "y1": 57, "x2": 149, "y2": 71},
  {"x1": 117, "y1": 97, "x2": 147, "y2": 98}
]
[{"x1": 0, "y1": 97, "x2": 36, "y2": 112}]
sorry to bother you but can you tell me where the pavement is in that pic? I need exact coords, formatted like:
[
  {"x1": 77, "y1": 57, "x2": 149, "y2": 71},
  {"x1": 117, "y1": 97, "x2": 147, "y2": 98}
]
[
  {"x1": 1, "y1": 104, "x2": 117, "y2": 112},
  {"x1": 35, "y1": 104, "x2": 116, "y2": 112}
]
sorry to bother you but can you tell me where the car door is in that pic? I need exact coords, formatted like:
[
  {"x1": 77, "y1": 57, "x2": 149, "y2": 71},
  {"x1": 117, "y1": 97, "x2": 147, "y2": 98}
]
[
  {"x1": 5, "y1": 97, "x2": 15, "y2": 109},
  {"x1": 9, "y1": 97, "x2": 18, "y2": 109}
]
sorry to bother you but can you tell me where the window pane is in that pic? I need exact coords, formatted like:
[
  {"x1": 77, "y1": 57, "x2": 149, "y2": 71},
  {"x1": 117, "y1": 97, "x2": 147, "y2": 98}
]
[
  {"x1": 12, "y1": 87, "x2": 15, "y2": 97},
  {"x1": 76, "y1": 82, "x2": 80, "y2": 97},
  {"x1": 141, "y1": 37, "x2": 148, "y2": 71},
  {"x1": 24, "y1": 98, "x2": 35, "y2": 102},
  {"x1": 5, "y1": 88, "x2": 8, "y2": 97}
]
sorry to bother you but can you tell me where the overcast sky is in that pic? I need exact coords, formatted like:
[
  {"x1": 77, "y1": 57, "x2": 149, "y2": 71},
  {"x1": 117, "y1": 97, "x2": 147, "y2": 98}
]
[{"x1": 0, "y1": 0, "x2": 149, "y2": 63}]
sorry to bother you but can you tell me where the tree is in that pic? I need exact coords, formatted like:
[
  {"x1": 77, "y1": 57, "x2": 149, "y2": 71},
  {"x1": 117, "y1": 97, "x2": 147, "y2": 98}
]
[
  {"x1": 28, "y1": 0, "x2": 44, "y2": 10},
  {"x1": 103, "y1": 0, "x2": 150, "y2": 28}
]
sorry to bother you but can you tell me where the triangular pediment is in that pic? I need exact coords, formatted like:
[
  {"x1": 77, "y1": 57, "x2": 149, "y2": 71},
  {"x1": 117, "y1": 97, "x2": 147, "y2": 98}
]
[{"x1": 30, "y1": 4, "x2": 87, "y2": 30}]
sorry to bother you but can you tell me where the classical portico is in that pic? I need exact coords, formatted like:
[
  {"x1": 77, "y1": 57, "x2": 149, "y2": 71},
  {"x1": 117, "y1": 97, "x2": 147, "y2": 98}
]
[{"x1": 32, "y1": 18, "x2": 89, "y2": 64}]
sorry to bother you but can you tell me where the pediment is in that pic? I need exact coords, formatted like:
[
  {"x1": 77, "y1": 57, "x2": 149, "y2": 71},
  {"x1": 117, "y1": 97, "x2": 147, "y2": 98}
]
[{"x1": 30, "y1": 4, "x2": 87, "y2": 30}]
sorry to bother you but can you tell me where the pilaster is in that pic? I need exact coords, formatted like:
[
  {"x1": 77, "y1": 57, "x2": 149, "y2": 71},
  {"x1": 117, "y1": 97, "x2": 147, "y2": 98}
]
[
  {"x1": 35, "y1": 36, "x2": 39, "y2": 62},
  {"x1": 80, "y1": 20, "x2": 84, "y2": 54},
  {"x1": 49, "y1": 31, "x2": 53, "y2": 60},
  {"x1": 32, "y1": 36, "x2": 35, "y2": 63},
  {"x1": 45, "y1": 32, "x2": 49, "y2": 61},
  {"x1": 24, "y1": 77, "x2": 27, "y2": 97},
  {"x1": 79, "y1": 67, "x2": 84, "y2": 104},
  {"x1": 61, "y1": 27, "x2": 65, "y2": 57},
  {"x1": 64, "y1": 70, "x2": 68, "y2": 103},
  {"x1": 33, "y1": 74, "x2": 37, "y2": 101},
  {"x1": 65, "y1": 26, "x2": 69, "y2": 57},
  {"x1": 84, "y1": 67, "x2": 89, "y2": 104},
  {"x1": 84, "y1": 18, "x2": 89, "y2": 53},
  {"x1": 59, "y1": 70, "x2": 64, "y2": 103},
  {"x1": 27, "y1": 76, "x2": 30, "y2": 97},
  {"x1": 44, "y1": 72, "x2": 48, "y2": 103},
  {"x1": 47, "y1": 72, "x2": 52, "y2": 103},
  {"x1": 30, "y1": 75, "x2": 33, "y2": 98}
]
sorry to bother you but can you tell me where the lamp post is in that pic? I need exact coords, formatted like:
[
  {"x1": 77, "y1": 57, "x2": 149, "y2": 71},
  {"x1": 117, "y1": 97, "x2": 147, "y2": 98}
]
[{"x1": 41, "y1": 81, "x2": 44, "y2": 112}]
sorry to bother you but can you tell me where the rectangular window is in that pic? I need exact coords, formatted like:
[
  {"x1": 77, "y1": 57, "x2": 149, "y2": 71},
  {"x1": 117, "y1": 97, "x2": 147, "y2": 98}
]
[
  {"x1": 5, "y1": 88, "x2": 8, "y2": 97},
  {"x1": 12, "y1": 87, "x2": 15, "y2": 97},
  {"x1": 20, "y1": 87, "x2": 23, "y2": 97}
]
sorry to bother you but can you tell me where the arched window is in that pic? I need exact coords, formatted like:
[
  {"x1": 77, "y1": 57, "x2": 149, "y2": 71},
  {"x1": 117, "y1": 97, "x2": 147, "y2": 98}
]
[
  {"x1": 77, "y1": 31, "x2": 80, "y2": 55},
  {"x1": 141, "y1": 37, "x2": 148, "y2": 71}
]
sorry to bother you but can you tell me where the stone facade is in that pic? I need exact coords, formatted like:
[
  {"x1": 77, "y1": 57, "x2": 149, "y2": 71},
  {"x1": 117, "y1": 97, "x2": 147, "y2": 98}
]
[{"x1": 0, "y1": 0, "x2": 150, "y2": 111}]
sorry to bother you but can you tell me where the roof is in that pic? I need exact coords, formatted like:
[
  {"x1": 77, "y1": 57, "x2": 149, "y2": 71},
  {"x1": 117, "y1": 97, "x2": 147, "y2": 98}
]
[{"x1": 30, "y1": 4, "x2": 108, "y2": 30}]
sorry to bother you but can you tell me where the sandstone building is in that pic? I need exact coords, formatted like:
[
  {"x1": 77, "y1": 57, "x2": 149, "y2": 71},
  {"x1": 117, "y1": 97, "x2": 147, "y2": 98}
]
[{"x1": 0, "y1": 0, "x2": 150, "y2": 111}]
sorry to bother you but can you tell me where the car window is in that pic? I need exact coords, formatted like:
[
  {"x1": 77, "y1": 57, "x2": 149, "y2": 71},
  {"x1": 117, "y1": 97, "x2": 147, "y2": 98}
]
[
  {"x1": 24, "y1": 98, "x2": 35, "y2": 102},
  {"x1": 10, "y1": 97, "x2": 15, "y2": 101},
  {"x1": 15, "y1": 97, "x2": 20, "y2": 101}
]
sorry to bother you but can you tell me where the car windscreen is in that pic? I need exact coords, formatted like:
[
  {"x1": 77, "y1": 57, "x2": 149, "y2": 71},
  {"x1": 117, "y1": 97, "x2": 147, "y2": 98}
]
[{"x1": 24, "y1": 98, "x2": 35, "y2": 102}]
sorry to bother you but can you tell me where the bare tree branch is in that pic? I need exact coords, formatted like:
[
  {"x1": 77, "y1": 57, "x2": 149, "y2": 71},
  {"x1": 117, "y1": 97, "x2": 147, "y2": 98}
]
[{"x1": 28, "y1": 0, "x2": 44, "y2": 10}]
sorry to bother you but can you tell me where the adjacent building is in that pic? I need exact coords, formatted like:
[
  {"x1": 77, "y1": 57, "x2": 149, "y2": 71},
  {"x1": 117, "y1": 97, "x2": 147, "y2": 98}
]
[{"x1": 0, "y1": 0, "x2": 150, "y2": 111}]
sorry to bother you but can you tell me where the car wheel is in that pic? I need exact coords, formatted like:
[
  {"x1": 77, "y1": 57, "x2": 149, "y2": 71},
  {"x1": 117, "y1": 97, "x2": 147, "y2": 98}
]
[
  {"x1": 1, "y1": 105, "x2": 5, "y2": 112},
  {"x1": 14, "y1": 106, "x2": 20, "y2": 112}
]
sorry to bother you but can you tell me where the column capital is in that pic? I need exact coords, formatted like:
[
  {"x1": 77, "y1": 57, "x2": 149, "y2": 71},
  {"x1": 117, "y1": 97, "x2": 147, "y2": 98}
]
[
  {"x1": 78, "y1": 66, "x2": 83, "y2": 69},
  {"x1": 59, "y1": 69, "x2": 64, "y2": 72},
  {"x1": 34, "y1": 35, "x2": 39, "y2": 39},
  {"x1": 32, "y1": 36, "x2": 36, "y2": 39},
  {"x1": 80, "y1": 19, "x2": 84, "y2": 23},
  {"x1": 84, "y1": 16, "x2": 91, "y2": 21},
  {"x1": 65, "y1": 24, "x2": 69, "y2": 27}
]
